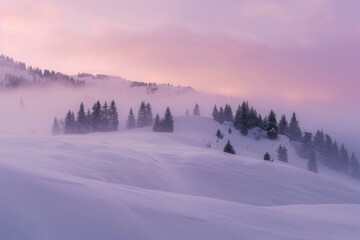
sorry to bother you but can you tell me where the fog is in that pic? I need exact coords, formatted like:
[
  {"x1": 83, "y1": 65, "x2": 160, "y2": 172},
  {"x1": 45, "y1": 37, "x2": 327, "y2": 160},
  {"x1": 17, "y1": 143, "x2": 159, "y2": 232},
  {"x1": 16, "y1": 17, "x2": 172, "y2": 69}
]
[{"x1": 0, "y1": 83, "x2": 358, "y2": 157}]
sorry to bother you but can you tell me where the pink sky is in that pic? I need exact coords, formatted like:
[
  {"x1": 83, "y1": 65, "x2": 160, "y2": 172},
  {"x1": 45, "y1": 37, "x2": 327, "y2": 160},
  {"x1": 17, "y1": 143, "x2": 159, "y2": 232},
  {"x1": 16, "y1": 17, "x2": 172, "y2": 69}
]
[
  {"x1": 1, "y1": 0, "x2": 359, "y2": 105},
  {"x1": 1, "y1": 0, "x2": 359, "y2": 154}
]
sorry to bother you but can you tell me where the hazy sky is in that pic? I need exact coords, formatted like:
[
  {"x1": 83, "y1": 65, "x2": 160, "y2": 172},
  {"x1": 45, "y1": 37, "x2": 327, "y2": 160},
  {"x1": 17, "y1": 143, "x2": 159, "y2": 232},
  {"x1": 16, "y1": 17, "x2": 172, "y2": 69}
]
[{"x1": 1, "y1": 0, "x2": 359, "y2": 152}]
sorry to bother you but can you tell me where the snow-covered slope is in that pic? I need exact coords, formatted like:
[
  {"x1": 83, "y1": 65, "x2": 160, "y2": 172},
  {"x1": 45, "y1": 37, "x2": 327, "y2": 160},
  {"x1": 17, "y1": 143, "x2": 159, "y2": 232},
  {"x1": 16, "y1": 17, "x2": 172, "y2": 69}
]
[{"x1": 1, "y1": 116, "x2": 360, "y2": 239}]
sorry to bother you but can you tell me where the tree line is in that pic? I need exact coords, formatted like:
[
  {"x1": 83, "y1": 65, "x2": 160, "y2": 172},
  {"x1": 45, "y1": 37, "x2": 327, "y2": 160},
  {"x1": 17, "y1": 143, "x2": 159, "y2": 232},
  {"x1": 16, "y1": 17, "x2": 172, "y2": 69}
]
[
  {"x1": 53, "y1": 100, "x2": 175, "y2": 135},
  {"x1": 213, "y1": 102, "x2": 359, "y2": 178}
]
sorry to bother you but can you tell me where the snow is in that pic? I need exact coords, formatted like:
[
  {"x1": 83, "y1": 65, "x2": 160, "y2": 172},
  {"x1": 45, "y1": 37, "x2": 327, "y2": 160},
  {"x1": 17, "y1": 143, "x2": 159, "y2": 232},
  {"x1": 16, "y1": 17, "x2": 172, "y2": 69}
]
[{"x1": 1, "y1": 116, "x2": 360, "y2": 239}]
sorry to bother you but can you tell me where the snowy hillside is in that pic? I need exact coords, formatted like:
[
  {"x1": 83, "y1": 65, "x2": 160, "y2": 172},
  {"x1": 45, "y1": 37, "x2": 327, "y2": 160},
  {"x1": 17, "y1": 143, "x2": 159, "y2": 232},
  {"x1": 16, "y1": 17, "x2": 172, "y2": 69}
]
[{"x1": 1, "y1": 116, "x2": 360, "y2": 239}]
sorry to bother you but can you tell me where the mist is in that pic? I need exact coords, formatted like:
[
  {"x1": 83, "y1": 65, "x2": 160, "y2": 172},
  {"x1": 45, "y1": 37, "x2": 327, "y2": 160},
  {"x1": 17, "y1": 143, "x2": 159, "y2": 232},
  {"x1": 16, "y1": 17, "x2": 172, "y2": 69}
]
[{"x1": 0, "y1": 81, "x2": 358, "y2": 158}]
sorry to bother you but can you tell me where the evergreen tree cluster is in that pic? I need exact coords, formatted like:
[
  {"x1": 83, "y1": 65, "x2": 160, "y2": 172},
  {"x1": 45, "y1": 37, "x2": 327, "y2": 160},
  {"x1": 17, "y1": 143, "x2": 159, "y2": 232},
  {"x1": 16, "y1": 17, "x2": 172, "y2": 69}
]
[
  {"x1": 1, "y1": 54, "x2": 85, "y2": 91},
  {"x1": 52, "y1": 100, "x2": 119, "y2": 134},
  {"x1": 135, "y1": 101, "x2": 153, "y2": 128},
  {"x1": 212, "y1": 104, "x2": 234, "y2": 124},
  {"x1": 306, "y1": 129, "x2": 359, "y2": 177},
  {"x1": 153, "y1": 107, "x2": 174, "y2": 133}
]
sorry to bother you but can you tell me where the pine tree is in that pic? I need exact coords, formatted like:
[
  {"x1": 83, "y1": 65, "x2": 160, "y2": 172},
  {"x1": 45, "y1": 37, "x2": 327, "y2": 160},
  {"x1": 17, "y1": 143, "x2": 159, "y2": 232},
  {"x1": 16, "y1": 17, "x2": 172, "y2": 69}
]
[
  {"x1": 300, "y1": 132, "x2": 313, "y2": 158},
  {"x1": 212, "y1": 105, "x2": 219, "y2": 122},
  {"x1": 76, "y1": 102, "x2": 86, "y2": 134},
  {"x1": 241, "y1": 102, "x2": 250, "y2": 135},
  {"x1": 266, "y1": 110, "x2": 278, "y2": 140},
  {"x1": 52, "y1": 117, "x2": 60, "y2": 135},
  {"x1": 126, "y1": 108, "x2": 136, "y2": 129},
  {"x1": 340, "y1": 144, "x2": 350, "y2": 171},
  {"x1": 223, "y1": 140, "x2": 236, "y2": 154},
  {"x1": 228, "y1": 127, "x2": 232, "y2": 134},
  {"x1": 137, "y1": 101, "x2": 147, "y2": 128},
  {"x1": 216, "y1": 129, "x2": 224, "y2": 139},
  {"x1": 224, "y1": 104, "x2": 234, "y2": 122},
  {"x1": 153, "y1": 114, "x2": 161, "y2": 132},
  {"x1": 108, "y1": 100, "x2": 119, "y2": 131},
  {"x1": 264, "y1": 152, "x2": 271, "y2": 161},
  {"x1": 100, "y1": 102, "x2": 109, "y2": 131},
  {"x1": 218, "y1": 107, "x2": 225, "y2": 124},
  {"x1": 85, "y1": 109, "x2": 92, "y2": 133},
  {"x1": 193, "y1": 103, "x2": 200, "y2": 116},
  {"x1": 233, "y1": 105, "x2": 241, "y2": 130},
  {"x1": 163, "y1": 107, "x2": 174, "y2": 132},
  {"x1": 289, "y1": 112, "x2": 302, "y2": 142},
  {"x1": 64, "y1": 110, "x2": 75, "y2": 134},
  {"x1": 313, "y1": 130, "x2": 325, "y2": 154},
  {"x1": 307, "y1": 149, "x2": 318, "y2": 173},
  {"x1": 145, "y1": 103, "x2": 153, "y2": 126},
  {"x1": 248, "y1": 107, "x2": 258, "y2": 129},
  {"x1": 91, "y1": 101, "x2": 102, "y2": 131},
  {"x1": 350, "y1": 153, "x2": 360, "y2": 178},
  {"x1": 278, "y1": 115, "x2": 289, "y2": 136}
]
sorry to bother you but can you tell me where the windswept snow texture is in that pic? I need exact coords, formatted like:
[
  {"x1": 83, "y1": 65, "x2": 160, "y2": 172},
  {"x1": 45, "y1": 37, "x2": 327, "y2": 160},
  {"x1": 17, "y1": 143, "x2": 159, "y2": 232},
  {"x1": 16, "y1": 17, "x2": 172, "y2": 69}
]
[{"x1": 1, "y1": 116, "x2": 360, "y2": 240}]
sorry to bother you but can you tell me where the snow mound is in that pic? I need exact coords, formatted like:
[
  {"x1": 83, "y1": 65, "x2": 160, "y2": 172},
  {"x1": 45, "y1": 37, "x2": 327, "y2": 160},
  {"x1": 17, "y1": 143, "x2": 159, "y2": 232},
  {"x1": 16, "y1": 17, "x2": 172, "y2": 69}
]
[{"x1": 1, "y1": 116, "x2": 360, "y2": 239}]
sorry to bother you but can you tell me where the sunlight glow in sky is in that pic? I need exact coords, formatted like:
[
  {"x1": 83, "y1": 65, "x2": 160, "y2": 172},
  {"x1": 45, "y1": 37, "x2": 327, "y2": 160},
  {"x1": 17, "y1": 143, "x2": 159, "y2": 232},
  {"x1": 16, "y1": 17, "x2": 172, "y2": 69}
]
[{"x1": 1, "y1": 0, "x2": 359, "y2": 106}]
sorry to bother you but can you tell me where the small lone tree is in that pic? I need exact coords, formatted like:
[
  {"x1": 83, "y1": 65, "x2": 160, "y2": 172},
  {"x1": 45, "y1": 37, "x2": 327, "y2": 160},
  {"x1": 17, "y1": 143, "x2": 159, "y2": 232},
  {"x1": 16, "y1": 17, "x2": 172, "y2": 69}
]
[
  {"x1": 216, "y1": 129, "x2": 224, "y2": 139},
  {"x1": 52, "y1": 117, "x2": 60, "y2": 135},
  {"x1": 228, "y1": 127, "x2": 232, "y2": 134},
  {"x1": 224, "y1": 140, "x2": 236, "y2": 155},
  {"x1": 193, "y1": 103, "x2": 200, "y2": 116},
  {"x1": 264, "y1": 152, "x2": 271, "y2": 161},
  {"x1": 163, "y1": 107, "x2": 174, "y2": 132},
  {"x1": 153, "y1": 114, "x2": 161, "y2": 132},
  {"x1": 126, "y1": 108, "x2": 136, "y2": 129}
]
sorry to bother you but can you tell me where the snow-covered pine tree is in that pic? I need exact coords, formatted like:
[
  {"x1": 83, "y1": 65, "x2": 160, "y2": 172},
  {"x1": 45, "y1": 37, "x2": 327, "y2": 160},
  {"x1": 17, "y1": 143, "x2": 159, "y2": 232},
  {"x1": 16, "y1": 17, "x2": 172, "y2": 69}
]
[
  {"x1": 108, "y1": 100, "x2": 119, "y2": 131},
  {"x1": 145, "y1": 103, "x2": 153, "y2": 126},
  {"x1": 339, "y1": 144, "x2": 350, "y2": 171},
  {"x1": 52, "y1": 117, "x2": 60, "y2": 135},
  {"x1": 278, "y1": 115, "x2": 289, "y2": 136},
  {"x1": 153, "y1": 114, "x2": 161, "y2": 132},
  {"x1": 212, "y1": 105, "x2": 219, "y2": 122},
  {"x1": 218, "y1": 107, "x2": 225, "y2": 124},
  {"x1": 289, "y1": 112, "x2": 302, "y2": 142},
  {"x1": 266, "y1": 110, "x2": 278, "y2": 140},
  {"x1": 85, "y1": 109, "x2": 92, "y2": 133},
  {"x1": 350, "y1": 153, "x2": 360, "y2": 178},
  {"x1": 126, "y1": 108, "x2": 136, "y2": 129},
  {"x1": 137, "y1": 101, "x2": 147, "y2": 128},
  {"x1": 240, "y1": 102, "x2": 249, "y2": 136},
  {"x1": 300, "y1": 132, "x2": 312, "y2": 158},
  {"x1": 91, "y1": 101, "x2": 102, "y2": 131},
  {"x1": 223, "y1": 140, "x2": 236, "y2": 154},
  {"x1": 76, "y1": 102, "x2": 86, "y2": 134},
  {"x1": 307, "y1": 149, "x2": 318, "y2": 173},
  {"x1": 216, "y1": 129, "x2": 224, "y2": 139},
  {"x1": 224, "y1": 104, "x2": 234, "y2": 122},
  {"x1": 100, "y1": 102, "x2": 109, "y2": 132},
  {"x1": 64, "y1": 110, "x2": 75, "y2": 134},
  {"x1": 163, "y1": 107, "x2": 174, "y2": 132},
  {"x1": 193, "y1": 103, "x2": 200, "y2": 116},
  {"x1": 313, "y1": 130, "x2": 325, "y2": 154}
]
